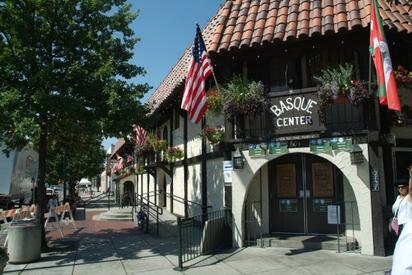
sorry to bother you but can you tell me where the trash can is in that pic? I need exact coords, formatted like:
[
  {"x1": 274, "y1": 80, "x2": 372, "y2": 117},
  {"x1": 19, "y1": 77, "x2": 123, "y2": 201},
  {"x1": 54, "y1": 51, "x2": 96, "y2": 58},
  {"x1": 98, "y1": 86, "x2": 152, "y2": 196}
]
[{"x1": 8, "y1": 220, "x2": 41, "y2": 264}]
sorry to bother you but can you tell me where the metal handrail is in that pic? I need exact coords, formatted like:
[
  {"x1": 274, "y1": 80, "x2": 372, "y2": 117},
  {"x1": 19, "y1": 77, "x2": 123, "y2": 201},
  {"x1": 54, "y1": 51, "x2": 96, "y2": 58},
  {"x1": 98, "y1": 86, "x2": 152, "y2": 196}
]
[
  {"x1": 155, "y1": 190, "x2": 212, "y2": 209},
  {"x1": 129, "y1": 192, "x2": 163, "y2": 235}
]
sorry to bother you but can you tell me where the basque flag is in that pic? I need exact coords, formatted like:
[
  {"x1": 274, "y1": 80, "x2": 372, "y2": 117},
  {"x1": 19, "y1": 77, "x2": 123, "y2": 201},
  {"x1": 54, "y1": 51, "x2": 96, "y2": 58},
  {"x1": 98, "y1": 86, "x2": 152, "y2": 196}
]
[
  {"x1": 181, "y1": 24, "x2": 213, "y2": 124},
  {"x1": 370, "y1": 0, "x2": 401, "y2": 111}
]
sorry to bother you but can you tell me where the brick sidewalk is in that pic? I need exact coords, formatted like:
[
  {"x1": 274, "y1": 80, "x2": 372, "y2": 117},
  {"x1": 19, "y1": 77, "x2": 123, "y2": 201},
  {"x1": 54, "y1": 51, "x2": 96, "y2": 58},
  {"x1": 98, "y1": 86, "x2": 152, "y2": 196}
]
[{"x1": 3, "y1": 209, "x2": 392, "y2": 275}]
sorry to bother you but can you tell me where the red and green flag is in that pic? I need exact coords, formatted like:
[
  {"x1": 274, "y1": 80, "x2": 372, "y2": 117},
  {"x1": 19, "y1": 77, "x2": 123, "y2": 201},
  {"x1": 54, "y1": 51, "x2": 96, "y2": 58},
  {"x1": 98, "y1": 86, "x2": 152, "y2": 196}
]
[{"x1": 370, "y1": 0, "x2": 401, "y2": 111}]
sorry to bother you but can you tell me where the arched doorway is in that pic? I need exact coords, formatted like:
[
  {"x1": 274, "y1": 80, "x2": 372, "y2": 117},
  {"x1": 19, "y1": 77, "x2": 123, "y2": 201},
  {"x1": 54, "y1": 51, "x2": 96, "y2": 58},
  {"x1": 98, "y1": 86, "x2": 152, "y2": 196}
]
[
  {"x1": 123, "y1": 181, "x2": 134, "y2": 196},
  {"x1": 269, "y1": 153, "x2": 344, "y2": 234}
]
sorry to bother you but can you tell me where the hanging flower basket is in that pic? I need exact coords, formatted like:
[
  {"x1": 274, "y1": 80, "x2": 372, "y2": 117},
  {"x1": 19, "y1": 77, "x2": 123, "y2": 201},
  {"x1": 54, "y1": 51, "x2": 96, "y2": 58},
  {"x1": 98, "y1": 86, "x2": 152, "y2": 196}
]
[
  {"x1": 206, "y1": 86, "x2": 223, "y2": 116},
  {"x1": 201, "y1": 126, "x2": 225, "y2": 145},
  {"x1": 221, "y1": 75, "x2": 269, "y2": 122},
  {"x1": 314, "y1": 63, "x2": 374, "y2": 110},
  {"x1": 394, "y1": 65, "x2": 412, "y2": 88},
  {"x1": 145, "y1": 133, "x2": 167, "y2": 153},
  {"x1": 164, "y1": 147, "x2": 184, "y2": 163}
]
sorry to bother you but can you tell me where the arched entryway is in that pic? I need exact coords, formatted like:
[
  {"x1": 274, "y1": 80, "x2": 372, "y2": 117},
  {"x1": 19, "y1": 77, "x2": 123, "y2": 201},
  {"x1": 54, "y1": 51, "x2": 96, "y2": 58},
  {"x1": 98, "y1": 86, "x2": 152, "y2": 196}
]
[
  {"x1": 268, "y1": 153, "x2": 344, "y2": 234},
  {"x1": 123, "y1": 181, "x2": 134, "y2": 196},
  {"x1": 232, "y1": 145, "x2": 377, "y2": 254}
]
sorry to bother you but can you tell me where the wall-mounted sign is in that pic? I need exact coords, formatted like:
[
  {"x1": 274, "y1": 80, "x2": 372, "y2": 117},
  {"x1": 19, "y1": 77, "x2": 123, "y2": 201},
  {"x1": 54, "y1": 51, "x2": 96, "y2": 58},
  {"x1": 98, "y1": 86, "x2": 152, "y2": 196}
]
[
  {"x1": 370, "y1": 167, "x2": 380, "y2": 191},
  {"x1": 248, "y1": 144, "x2": 266, "y2": 157},
  {"x1": 309, "y1": 139, "x2": 332, "y2": 153},
  {"x1": 268, "y1": 142, "x2": 288, "y2": 155},
  {"x1": 223, "y1": 160, "x2": 233, "y2": 184},
  {"x1": 269, "y1": 92, "x2": 325, "y2": 134},
  {"x1": 330, "y1": 137, "x2": 352, "y2": 151}
]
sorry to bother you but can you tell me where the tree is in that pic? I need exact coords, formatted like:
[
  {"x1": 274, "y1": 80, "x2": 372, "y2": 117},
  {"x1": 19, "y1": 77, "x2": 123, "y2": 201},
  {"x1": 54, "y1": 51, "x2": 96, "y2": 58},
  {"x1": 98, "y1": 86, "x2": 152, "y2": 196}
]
[
  {"x1": 0, "y1": 0, "x2": 150, "y2": 250},
  {"x1": 46, "y1": 133, "x2": 106, "y2": 199}
]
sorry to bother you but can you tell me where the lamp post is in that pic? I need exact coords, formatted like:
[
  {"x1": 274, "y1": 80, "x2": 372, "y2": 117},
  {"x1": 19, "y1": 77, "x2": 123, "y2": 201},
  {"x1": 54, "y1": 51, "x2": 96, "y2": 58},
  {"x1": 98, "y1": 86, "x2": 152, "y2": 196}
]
[
  {"x1": 350, "y1": 144, "x2": 364, "y2": 164},
  {"x1": 233, "y1": 147, "x2": 244, "y2": 169}
]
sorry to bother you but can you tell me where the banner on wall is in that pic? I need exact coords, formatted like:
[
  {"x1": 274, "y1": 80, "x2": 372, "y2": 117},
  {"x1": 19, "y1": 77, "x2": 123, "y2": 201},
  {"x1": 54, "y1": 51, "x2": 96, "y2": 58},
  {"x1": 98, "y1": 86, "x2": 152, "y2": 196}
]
[
  {"x1": 330, "y1": 137, "x2": 352, "y2": 151},
  {"x1": 248, "y1": 144, "x2": 266, "y2": 157},
  {"x1": 309, "y1": 139, "x2": 332, "y2": 153},
  {"x1": 268, "y1": 141, "x2": 288, "y2": 155}
]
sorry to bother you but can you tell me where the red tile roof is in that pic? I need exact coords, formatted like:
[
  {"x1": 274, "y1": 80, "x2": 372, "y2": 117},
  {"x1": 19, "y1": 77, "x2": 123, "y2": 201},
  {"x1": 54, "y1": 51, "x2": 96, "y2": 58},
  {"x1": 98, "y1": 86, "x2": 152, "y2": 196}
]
[{"x1": 148, "y1": 0, "x2": 412, "y2": 111}]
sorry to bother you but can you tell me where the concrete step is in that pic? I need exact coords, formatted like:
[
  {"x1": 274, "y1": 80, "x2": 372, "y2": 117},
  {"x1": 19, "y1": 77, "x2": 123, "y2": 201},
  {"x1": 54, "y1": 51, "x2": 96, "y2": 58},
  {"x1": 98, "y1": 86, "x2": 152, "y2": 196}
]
[
  {"x1": 256, "y1": 234, "x2": 359, "y2": 252},
  {"x1": 93, "y1": 208, "x2": 133, "y2": 221}
]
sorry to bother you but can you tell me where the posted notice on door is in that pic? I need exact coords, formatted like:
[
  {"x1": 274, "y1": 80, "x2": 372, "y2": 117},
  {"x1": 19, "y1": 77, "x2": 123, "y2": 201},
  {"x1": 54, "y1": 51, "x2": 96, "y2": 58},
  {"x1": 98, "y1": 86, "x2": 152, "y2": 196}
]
[{"x1": 327, "y1": 205, "x2": 341, "y2": 224}]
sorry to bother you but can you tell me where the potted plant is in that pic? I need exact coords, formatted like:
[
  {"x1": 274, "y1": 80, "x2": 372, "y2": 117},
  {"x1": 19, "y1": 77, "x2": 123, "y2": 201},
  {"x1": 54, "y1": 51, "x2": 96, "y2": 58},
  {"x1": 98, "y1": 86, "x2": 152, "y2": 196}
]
[
  {"x1": 145, "y1": 133, "x2": 167, "y2": 153},
  {"x1": 201, "y1": 126, "x2": 225, "y2": 145},
  {"x1": 314, "y1": 63, "x2": 375, "y2": 110},
  {"x1": 164, "y1": 147, "x2": 184, "y2": 163},
  {"x1": 314, "y1": 63, "x2": 353, "y2": 107},
  {"x1": 221, "y1": 75, "x2": 268, "y2": 121},
  {"x1": 0, "y1": 246, "x2": 8, "y2": 273}
]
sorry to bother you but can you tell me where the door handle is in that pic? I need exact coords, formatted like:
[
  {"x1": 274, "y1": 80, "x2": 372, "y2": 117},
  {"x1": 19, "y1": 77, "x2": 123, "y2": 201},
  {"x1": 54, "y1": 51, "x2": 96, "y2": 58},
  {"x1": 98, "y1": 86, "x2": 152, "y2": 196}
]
[
  {"x1": 306, "y1": 189, "x2": 311, "y2": 198},
  {"x1": 299, "y1": 190, "x2": 304, "y2": 198}
]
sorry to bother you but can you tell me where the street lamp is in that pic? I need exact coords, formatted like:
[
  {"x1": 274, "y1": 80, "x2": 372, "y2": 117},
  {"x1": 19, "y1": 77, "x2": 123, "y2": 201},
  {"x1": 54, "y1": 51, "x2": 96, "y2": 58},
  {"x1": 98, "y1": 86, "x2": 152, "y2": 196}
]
[
  {"x1": 233, "y1": 147, "x2": 244, "y2": 169},
  {"x1": 350, "y1": 144, "x2": 364, "y2": 164}
]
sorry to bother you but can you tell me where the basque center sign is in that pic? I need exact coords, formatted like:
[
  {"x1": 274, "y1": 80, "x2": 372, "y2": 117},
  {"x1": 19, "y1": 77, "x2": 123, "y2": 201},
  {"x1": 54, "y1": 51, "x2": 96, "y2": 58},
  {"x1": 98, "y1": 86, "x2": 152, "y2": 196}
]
[{"x1": 270, "y1": 92, "x2": 324, "y2": 134}]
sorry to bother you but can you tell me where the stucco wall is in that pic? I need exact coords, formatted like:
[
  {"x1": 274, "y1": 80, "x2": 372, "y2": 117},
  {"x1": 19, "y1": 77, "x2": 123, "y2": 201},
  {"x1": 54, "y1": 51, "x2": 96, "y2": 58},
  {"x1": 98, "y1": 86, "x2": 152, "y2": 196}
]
[{"x1": 232, "y1": 144, "x2": 375, "y2": 255}]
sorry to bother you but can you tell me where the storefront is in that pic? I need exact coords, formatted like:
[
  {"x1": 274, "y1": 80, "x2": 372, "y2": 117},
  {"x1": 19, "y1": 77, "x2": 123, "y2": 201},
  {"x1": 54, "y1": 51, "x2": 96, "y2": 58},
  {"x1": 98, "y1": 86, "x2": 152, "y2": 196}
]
[{"x1": 269, "y1": 153, "x2": 343, "y2": 234}]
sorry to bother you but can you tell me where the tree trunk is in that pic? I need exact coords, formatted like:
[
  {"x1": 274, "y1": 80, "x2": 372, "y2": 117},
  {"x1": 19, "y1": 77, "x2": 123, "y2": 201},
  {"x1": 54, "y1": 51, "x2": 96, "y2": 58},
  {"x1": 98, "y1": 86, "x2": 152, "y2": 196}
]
[
  {"x1": 68, "y1": 179, "x2": 76, "y2": 197},
  {"x1": 36, "y1": 115, "x2": 48, "y2": 252}
]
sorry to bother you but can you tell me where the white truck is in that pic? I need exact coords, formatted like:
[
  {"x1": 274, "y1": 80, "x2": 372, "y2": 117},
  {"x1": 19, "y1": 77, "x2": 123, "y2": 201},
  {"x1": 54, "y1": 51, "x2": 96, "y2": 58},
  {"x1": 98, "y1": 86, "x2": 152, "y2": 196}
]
[{"x1": 0, "y1": 147, "x2": 38, "y2": 208}]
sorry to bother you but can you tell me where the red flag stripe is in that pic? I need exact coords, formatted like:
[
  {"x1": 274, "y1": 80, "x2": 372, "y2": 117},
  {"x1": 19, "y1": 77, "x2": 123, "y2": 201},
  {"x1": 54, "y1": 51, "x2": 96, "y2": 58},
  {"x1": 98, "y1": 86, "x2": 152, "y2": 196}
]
[
  {"x1": 181, "y1": 25, "x2": 213, "y2": 124},
  {"x1": 370, "y1": 0, "x2": 401, "y2": 111}
]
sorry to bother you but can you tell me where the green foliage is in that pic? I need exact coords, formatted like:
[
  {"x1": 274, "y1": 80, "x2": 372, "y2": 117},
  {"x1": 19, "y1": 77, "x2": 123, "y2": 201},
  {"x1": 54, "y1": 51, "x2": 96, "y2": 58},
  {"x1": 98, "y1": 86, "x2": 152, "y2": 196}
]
[
  {"x1": 0, "y1": 1, "x2": 150, "y2": 159},
  {"x1": 221, "y1": 75, "x2": 267, "y2": 121},
  {"x1": 201, "y1": 126, "x2": 224, "y2": 145},
  {"x1": 0, "y1": 1, "x2": 150, "y2": 244},
  {"x1": 145, "y1": 133, "x2": 167, "y2": 152},
  {"x1": 46, "y1": 132, "x2": 106, "y2": 185},
  {"x1": 313, "y1": 63, "x2": 353, "y2": 95},
  {"x1": 164, "y1": 147, "x2": 184, "y2": 163}
]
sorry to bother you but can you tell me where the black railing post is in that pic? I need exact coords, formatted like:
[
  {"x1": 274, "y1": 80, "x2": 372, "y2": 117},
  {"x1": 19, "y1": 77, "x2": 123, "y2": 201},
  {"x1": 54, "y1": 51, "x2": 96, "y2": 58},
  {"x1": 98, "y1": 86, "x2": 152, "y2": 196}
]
[
  {"x1": 108, "y1": 190, "x2": 111, "y2": 210},
  {"x1": 156, "y1": 207, "x2": 159, "y2": 236},
  {"x1": 177, "y1": 217, "x2": 183, "y2": 270}
]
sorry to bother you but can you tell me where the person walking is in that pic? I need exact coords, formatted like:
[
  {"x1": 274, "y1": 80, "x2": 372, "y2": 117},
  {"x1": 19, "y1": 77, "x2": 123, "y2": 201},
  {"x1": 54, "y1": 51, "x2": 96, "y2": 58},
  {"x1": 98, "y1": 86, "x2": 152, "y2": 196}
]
[
  {"x1": 391, "y1": 165, "x2": 412, "y2": 275},
  {"x1": 392, "y1": 179, "x2": 410, "y2": 236}
]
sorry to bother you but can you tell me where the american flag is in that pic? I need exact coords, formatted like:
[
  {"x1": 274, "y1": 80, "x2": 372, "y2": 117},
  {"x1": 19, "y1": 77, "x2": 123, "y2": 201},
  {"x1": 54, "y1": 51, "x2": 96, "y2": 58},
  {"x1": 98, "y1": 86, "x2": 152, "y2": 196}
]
[
  {"x1": 181, "y1": 24, "x2": 213, "y2": 124},
  {"x1": 133, "y1": 125, "x2": 147, "y2": 147}
]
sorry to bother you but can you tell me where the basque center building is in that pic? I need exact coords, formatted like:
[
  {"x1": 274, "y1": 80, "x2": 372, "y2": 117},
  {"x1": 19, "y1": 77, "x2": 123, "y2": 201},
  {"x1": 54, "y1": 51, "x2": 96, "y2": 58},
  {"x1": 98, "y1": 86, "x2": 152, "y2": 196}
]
[{"x1": 110, "y1": 0, "x2": 412, "y2": 256}]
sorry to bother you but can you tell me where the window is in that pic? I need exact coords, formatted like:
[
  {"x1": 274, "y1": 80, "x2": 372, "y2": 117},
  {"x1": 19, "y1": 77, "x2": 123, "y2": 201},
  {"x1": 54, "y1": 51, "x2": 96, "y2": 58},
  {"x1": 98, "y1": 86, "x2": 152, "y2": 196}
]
[{"x1": 269, "y1": 55, "x2": 302, "y2": 91}]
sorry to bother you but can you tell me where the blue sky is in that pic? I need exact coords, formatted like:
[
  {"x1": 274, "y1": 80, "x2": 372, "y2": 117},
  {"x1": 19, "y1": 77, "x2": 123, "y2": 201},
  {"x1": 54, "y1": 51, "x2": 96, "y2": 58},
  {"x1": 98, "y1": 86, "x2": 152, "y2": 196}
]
[{"x1": 103, "y1": 0, "x2": 223, "y2": 151}]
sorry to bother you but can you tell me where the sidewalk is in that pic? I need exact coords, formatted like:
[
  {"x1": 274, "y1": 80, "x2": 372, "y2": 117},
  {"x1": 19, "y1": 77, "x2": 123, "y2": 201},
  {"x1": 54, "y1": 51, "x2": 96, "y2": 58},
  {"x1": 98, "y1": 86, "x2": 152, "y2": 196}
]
[{"x1": 3, "y1": 208, "x2": 392, "y2": 275}]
